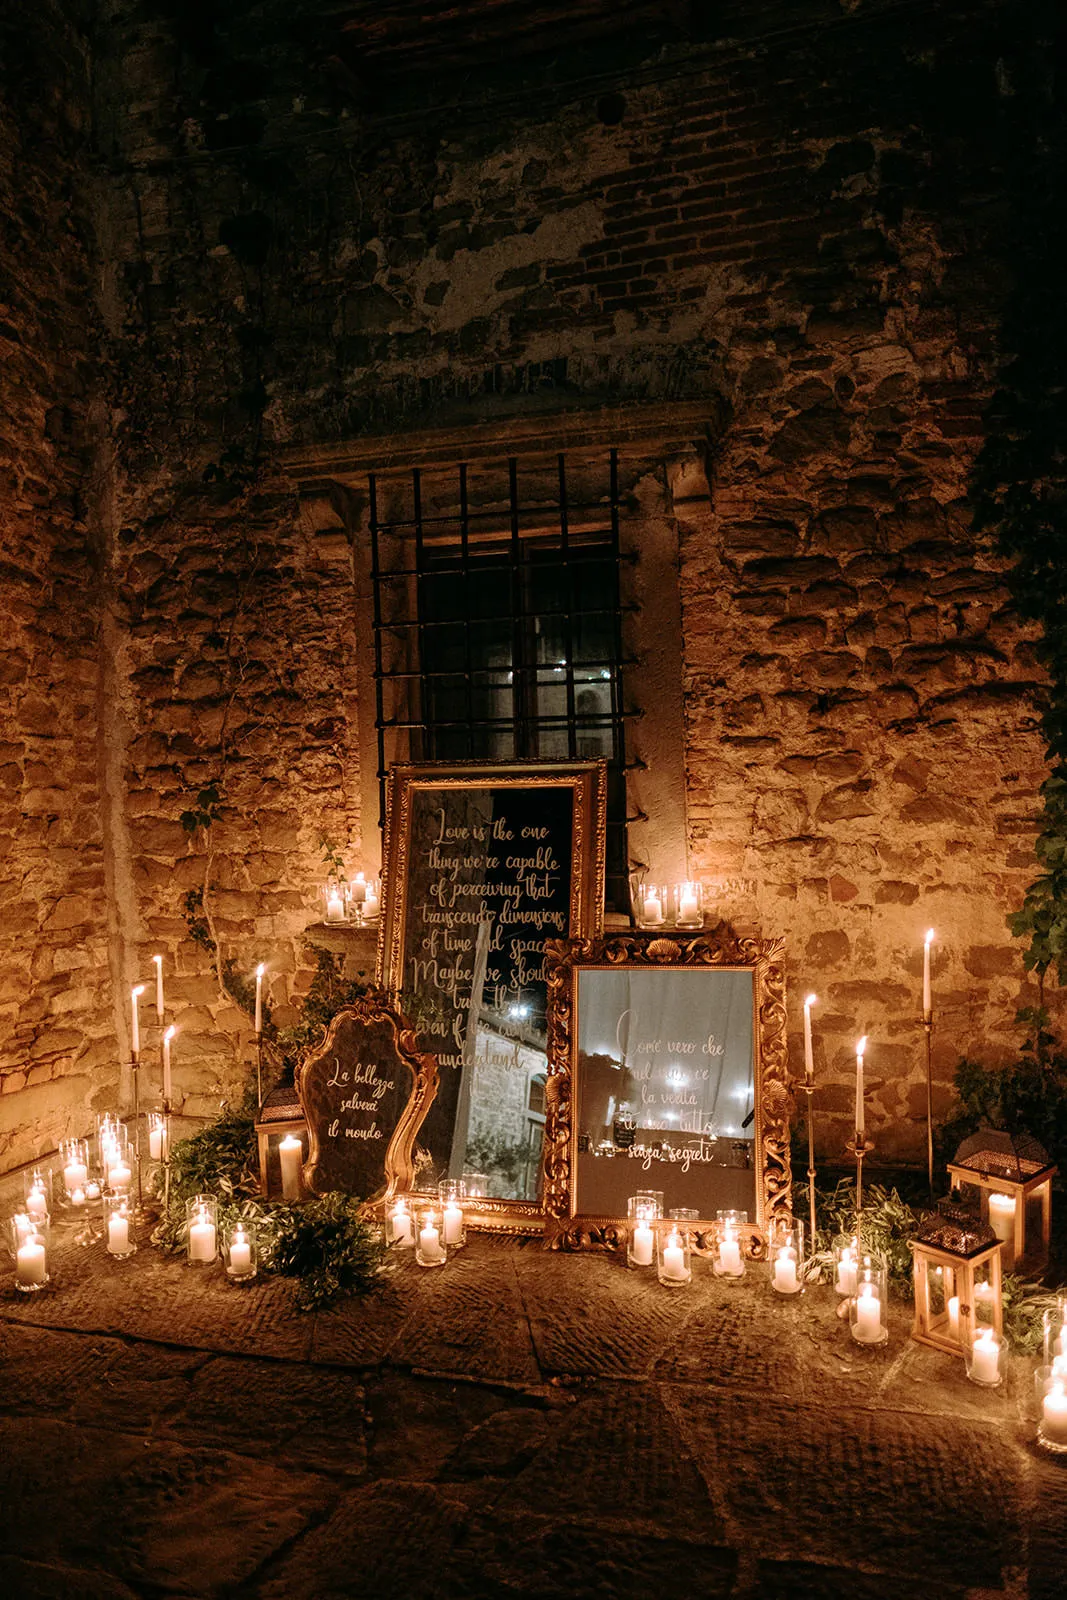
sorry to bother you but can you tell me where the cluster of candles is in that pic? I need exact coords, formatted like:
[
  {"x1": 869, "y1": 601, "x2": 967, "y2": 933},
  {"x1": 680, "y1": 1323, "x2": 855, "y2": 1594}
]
[
  {"x1": 1038, "y1": 1301, "x2": 1067, "y2": 1452},
  {"x1": 387, "y1": 1182, "x2": 467, "y2": 1267},
  {"x1": 632, "y1": 879, "x2": 703, "y2": 930},
  {"x1": 626, "y1": 1192, "x2": 807, "y2": 1295},
  {"x1": 184, "y1": 1194, "x2": 257, "y2": 1279},
  {"x1": 323, "y1": 871, "x2": 381, "y2": 925}
]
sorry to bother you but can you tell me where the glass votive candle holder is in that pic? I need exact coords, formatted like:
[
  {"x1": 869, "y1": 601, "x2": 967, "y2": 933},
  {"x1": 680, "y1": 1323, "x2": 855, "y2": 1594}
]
[
  {"x1": 1043, "y1": 1302, "x2": 1067, "y2": 1368},
  {"x1": 10, "y1": 1214, "x2": 49, "y2": 1291},
  {"x1": 186, "y1": 1194, "x2": 218, "y2": 1266},
  {"x1": 103, "y1": 1128, "x2": 133, "y2": 1195},
  {"x1": 768, "y1": 1219, "x2": 805, "y2": 1296},
  {"x1": 104, "y1": 1194, "x2": 135, "y2": 1260},
  {"x1": 1039, "y1": 1377, "x2": 1067, "y2": 1454},
  {"x1": 386, "y1": 1196, "x2": 415, "y2": 1247},
  {"x1": 148, "y1": 1113, "x2": 168, "y2": 1163},
  {"x1": 966, "y1": 1326, "x2": 1004, "y2": 1387},
  {"x1": 60, "y1": 1139, "x2": 89, "y2": 1198},
  {"x1": 361, "y1": 877, "x2": 381, "y2": 922},
  {"x1": 223, "y1": 1221, "x2": 257, "y2": 1282},
  {"x1": 627, "y1": 1191, "x2": 664, "y2": 1268},
  {"x1": 439, "y1": 1180, "x2": 467, "y2": 1249},
  {"x1": 322, "y1": 877, "x2": 349, "y2": 923},
  {"x1": 415, "y1": 1208, "x2": 448, "y2": 1268},
  {"x1": 672, "y1": 881, "x2": 703, "y2": 929},
  {"x1": 632, "y1": 879, "x2": 668, "y2": 929},
  {"x1": 832, "y1": 1234, "x2": 859, "y2": 1297},
  {"x1": 24, "y1": 1169, "x2": 51, "y2": 1222},
  {"x1": 657, "y1": 1220, "x2": 692, "y2": 1286},
  {"x1": 713, "y1": 1211, "x2": 747, "y2": 1280},
  {"x1": 463, "y1": 1171, "x2": 489, "y2": 1199},
  {"x1": 849, "y1": 1254, "x2": 889, "y2": 1345}
]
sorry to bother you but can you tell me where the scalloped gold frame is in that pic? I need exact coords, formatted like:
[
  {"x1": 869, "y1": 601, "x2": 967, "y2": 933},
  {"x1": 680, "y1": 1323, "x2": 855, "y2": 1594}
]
[
  {"x1": 296, "y1": 993, "x2": 439, "y2": 1204},
  {"x1": 376, "y1": 758, "x2": 607, "y2": 1234},
  {"x1": 541, "y1": 929, "x2": 791, "y2": 1251}
]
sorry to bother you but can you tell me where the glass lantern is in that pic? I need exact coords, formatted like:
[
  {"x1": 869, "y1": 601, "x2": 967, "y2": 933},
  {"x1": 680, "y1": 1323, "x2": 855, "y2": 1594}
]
[
  {"x1": 386, "y1": 1195, "x2": 416, "y2": 1247},
  {"x1": 632, "y1": 878, "x2": 668, "y2": 929},
  {"x1": 712, "y1": 1210, "x2": 747, "y2": 1280},
  {"x1": 849, "y1": 1253, "x2": 888, "y2": 1345},
  {"x1": 832, "y1": 1234, "x2": 859, "y2": 1297},
  {"x1": 104, "y1": 1194, "x2": 136, "y2": 1259},
  {"x1": 147, "y1": 1112, "x2": 168, "y2": 1164},
  {"x1": 60, "y1": 1138, "x2": 90, "y2": 1200},
  {"x1": 438, "y1": 1180, "x2": 467, "y2": 1249},
  {"x1": 767, "y1": 1218, "x2": 805, "y2": 1296},
  {"x1": 909, "y1": 1200, "x2": 1002, "y2": 1356},
  {"x1": 657, "y1": 1220, "x2": 692, "y2": 1286},
  {"x1": 186, "y1": 1194, "x2": 218, "y2": 1266},
  {"x1": 414, "y1": 1207, "x2": 448, "y2": 1268},
  {"x1": 627, "y1": 1191, "x2": 664, "y2": 1268},
  {"x1": 965, "y1": 1326, "x2": 1004, "y2": 1387},
  {"x1": 24, "y1": 1168, "x2": 51, "y2": 1222},
  {"x1": 223, "y1": 1221, "x2": 257, "y2": 1282},
  {"x1": 9, "y1": 1214, "x2": 49, "y2": 1292},
  {"x1": 948, "y1": 1129, "x2": 1056, "y2": 1274},
  {"x1": 672, "y1": 881, "x2": 703, "y2": 929}
]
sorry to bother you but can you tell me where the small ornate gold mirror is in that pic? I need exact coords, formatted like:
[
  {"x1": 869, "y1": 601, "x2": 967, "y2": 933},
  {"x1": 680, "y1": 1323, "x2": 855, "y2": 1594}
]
[{"x1": 541, "y1": 928, "x2": 791, "y2": 1248}]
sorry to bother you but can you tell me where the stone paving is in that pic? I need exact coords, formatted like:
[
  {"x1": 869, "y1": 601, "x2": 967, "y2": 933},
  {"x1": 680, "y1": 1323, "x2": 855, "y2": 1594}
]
[{"x1": 1, "y1": 1214, "x2": 1064, "y2": 1599}]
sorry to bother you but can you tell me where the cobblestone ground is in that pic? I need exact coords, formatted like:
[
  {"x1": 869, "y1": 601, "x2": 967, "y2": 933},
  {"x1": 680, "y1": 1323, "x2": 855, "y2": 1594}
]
[{"x1": 0, "y1": 1218, "x2": 1064, "y2": 1599}]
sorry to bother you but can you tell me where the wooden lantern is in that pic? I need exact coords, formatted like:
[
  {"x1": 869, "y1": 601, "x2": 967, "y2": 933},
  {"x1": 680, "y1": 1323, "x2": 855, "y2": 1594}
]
[
  {"x1": 910, "y1": 1199, "x2": 1002, "y2": 1355},
  {"x1": 254, "y1": 1083, "x2": 308, "y2": 1199},
  {"x1": 947, "y1": 1131, "x2": 1057, "y2": 1273}
]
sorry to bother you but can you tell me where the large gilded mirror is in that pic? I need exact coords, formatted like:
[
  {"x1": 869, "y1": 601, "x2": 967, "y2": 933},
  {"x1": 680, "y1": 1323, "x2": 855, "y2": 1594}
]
[{"x1": 541, "y1": 929, "x2": 791, "y2": 1247}]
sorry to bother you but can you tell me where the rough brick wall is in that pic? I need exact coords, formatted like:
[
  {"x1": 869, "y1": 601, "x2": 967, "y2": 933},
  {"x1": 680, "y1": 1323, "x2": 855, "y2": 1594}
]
[
  {"x1": 0, "y1": 0, "x2": 1045, "y2": 1167},
  {"x1": 0, "y1": 4, "x2": 113, "y2": 1165}
]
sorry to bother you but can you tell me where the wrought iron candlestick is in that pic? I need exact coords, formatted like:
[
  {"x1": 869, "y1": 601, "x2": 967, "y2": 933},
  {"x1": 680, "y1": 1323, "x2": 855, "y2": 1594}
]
[
  {"x1": 923, "y1": 1015, "x2": 934, "y2": 1197},
  {"x1": 802, "y1": 1077, "x2": 817, "y2": 1249},
  {"x1": 846, "y1": 1128, "x2": 875, "y2": 1227}
]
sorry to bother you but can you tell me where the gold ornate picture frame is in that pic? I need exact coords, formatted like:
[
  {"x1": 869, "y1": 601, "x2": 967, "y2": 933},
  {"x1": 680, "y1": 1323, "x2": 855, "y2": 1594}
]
[
  {"x1": 541, "y1": 928, "x2": 791, "y2": 1251},
  {"x1": 377, "y1": 759, "x2": 606, "y2": 1233}
]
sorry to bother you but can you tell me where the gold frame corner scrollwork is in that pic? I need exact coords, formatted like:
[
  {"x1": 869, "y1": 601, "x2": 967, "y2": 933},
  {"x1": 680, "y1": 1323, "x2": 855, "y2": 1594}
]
[
  {"x1": 296, "y1": 991, "x2": 439, "y2": 1206},
  {"x1": 541, "y1": 927, "x2": 792, "y2": 1249}
]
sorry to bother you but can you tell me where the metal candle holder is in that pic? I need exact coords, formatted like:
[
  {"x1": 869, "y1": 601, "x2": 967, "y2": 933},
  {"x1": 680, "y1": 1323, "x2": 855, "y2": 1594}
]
[
  {"x1": 845, "y1": 1128, "x2": 875, "y2": 1223},
  {"x1": 923, "y1": 1015, "x2": 934, "y2": 1197},
  {"x1": 129, "y1": 1053, "x2": 145, "y2": 1219},
  {"x1": 801, "y1": 1077, "x2": 817, "y2": 1250}
]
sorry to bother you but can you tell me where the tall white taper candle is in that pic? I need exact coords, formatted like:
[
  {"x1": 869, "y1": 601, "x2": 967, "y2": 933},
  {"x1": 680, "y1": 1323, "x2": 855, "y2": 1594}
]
[
  {"x1": 855, "y1": 1035, "x2": 867, "y2": 1136},
  {"x1": 255, "y1": 963, "x2": 265, "y2": 1035},
  {"x1": 152, "y1": 953, "x2": 165, "y2": 1020},
  {"x1": 923, "y1": 929, "x2": 934, "y2": 1023},
  {"x1": 131, "y1": 984, "x2": 145, "y2": 1060},
  {"x1": 803, "y1": 993, "x2": 817, "y2": 1084}
]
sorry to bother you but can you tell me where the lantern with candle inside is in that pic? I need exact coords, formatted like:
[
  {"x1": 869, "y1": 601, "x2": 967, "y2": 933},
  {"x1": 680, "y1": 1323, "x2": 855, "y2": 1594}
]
[
  {"x1": 8, "y1": 1214, "x2": 49, "y2": 1292},
  {"x1": 832, "y1": 1234, "x2": 859, "y2": 1298},
  {"x1": 965, "y1": 1325, "x2": 1004, "y2": 1388},
  {"x1": 626, "y1": 1191, "x2": 664, "y2": 1269},
  {"x1": 254, "y1": 1086, "x2": 309, "y2": 1199},
  {"x1": 656, "y1": 1220, "x2": 692, "y2": 1287},
  {"x1": 386, "y1": 1196, "x2": 415, "y2": 1247},
  {"x1": 767, "y1": 1217, "x2": 805, "y2": 1297},
  {"x1": 223, "y1": 1220, "x2": 257, "y2": 1282},
  {"x1": 671, "y1": 881, "x2": 703, "y2": 929},
  {"x1": 712, "y1": 1209, "x2": 748, "y2": 1281},
  {"x1": 414, "y1": 1207, "x2": 448, "y2": 1268},
  {"x1": 185, "y1": 1194, "x2": 218, "y2": 1267},
  {"x1": 24, "y1": 1167, "x2": 51, "y2": 1221},
  {"x1": 60, "y1": 1138, "x2": 89, "y2": 1200},
  {"x1": 947, "y1": 1130, "x2": 1056, "y2": 1274},
  {"x1": 630, "y1": 875, "x2": 667, "y2": 929},
  {"x1": 438, "y1": 1180, "x2": 467, "y2": 1249},
  {"x1": 147, "y1": 1112, "x2": 167, "y2": 1164},
  {"x1": 849, "y1": 1253, "x2": 889, "y2": 1345},
  {"x1": 909, "y1": 1198, "x2": 1002, "y2": 1356},
  {"x1": 104, "y1": 1193, "x2": 135, "y2": 1260}
]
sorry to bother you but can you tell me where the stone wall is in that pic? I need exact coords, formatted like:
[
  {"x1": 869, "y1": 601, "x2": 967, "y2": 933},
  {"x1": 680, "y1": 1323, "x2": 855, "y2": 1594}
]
[
  {"x1": 0, "y1": 0, "x2": 1044, "y2": 1167},
  {"x1": 0, "y1": 3, "x2": 114, "y2": 1166}
]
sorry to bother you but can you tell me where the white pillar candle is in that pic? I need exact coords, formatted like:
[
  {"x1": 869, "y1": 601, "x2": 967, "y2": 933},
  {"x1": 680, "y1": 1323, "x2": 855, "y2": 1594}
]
[
  {"x1": 86, "y1": 1180, "x2": 100, "y2": 1200},
  {"x1": 326, "y1": 889, "x2": 345, "y2": 922},
  {"x1": 26, "y1": 1187, "x2": 48, "y2": 1220},
  {"x1": 130, "y1": 983, "x2": 144, "y2": 1059},
  {"x1": 419, "y1": 1219, "x2": 444, "y2": 1262},
  {"x1": 922, "y1": 929, "x2": 934, "y2": 1023},
  {"x1": 717, "y1": 1233, "x2": 743, "y2": 1276},
  {"x1": 442, "y1": 1203, "x2": 464, "y2": 1245},
  {"x1": 364, "y1": 886, "x2": 380, "y2": 919},
  {"x1": 854, "y1": 1287, "x2": 882, "y2": 1341},
  {"x1": 642, "y1": 890, "x2": 663, "y2": 925},
  {"x1": 149, "y1": 1124, "x2": 164, "y2": 1161},
  {"x1": 835, "y1": 1249, "x2": 857, "y2": 1296},
  {"x1": 255, "y1": 963, "x2": 265, "y2": 1035},
  {"x1": 1043, "y1": 1383, "x2": 1067, "y2": 1446},
  {"x1": 162, "y1": 1025, "x2": 176, "y2": 1101},
  {"x1": 108, "y1": 1161, "x2": 131, "y2": 1194},
  {"x1": 970, "y1": 1329, "x2": 1000, "y2": 1384},
  {"x1": 16, "y1": 1238, "x2": 47, "y2": 1286},
  {"x1": 152, "y1": 954, "x2": 165, "y2": 1020},
  {"x1": 855, "y1": 1036, "x2": 867, "y2": 1136},
  {"x1": 229, "y1": 1228, "x2": 251, "y2": 1275},
  {"x1": 63, "y1": 1160, "x2": 88, "y2": 1194},
  {"x1": 189, "y1": 1211, "x2": 216, "y2": 1262},
  {"x1": 71, "y1": 1187, "x2": 86, "y2": 1206},
  {"x1": 948, "y1": 1295, "x2": 960, "y2": 1339},
  {"x1": 632, "y1": 1221, "x2": 654, "y2": 1266},
  {"x1": 661, "y1": 1235, "x2": 687, "y2": 1281},
  {"x1": 988, "y1": 1192, "x2": 1016, "y2": 1246},
  {"x1": 279, "y1": 1135, "x2": 302, "y2": 1200},
  {"x1": 803, "y1": 994, "x2": 817, "y2": 1084},
  {"x1": 107, "y1": 1212, "x2": 130, "y2": 1255},
  {"x1": 391, "y1": 1207, "x2": 414, "y2": 1246},
  {"x1": 677, "y1": 884, "x2": 699, "y2": 920},
  {"x1": 350, "y1": 872, "x2": 367, "y2": 905},
  {"x1": 773, "y1": 1250, "x2": 799, "y2": 1293}
]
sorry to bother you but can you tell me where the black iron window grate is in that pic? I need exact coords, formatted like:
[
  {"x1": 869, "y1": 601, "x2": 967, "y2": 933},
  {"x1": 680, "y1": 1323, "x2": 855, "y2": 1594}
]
[{"x1": 369, "y1": 450, "x2": 631, "y2": 909}]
